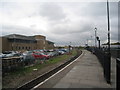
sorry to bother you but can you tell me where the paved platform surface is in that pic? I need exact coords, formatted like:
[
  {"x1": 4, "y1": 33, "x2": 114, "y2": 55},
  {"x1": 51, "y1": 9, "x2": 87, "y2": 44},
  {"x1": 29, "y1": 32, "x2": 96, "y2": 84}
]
[{"x1": 53, "y1": 50, "x2": 111, "y2": 88}]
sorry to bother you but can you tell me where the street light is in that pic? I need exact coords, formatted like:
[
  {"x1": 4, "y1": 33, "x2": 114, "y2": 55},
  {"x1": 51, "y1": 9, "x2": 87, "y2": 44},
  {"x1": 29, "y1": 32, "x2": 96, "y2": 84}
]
[
  {"x1": 96, "y1": 36, "x2": 101, "y2": 49},
  {"x1": 91, "y1": 36, "x2": 93, "y2": 47},
  {"x1": 94, "y1": 27, "x2": 97, "y2": 47}
]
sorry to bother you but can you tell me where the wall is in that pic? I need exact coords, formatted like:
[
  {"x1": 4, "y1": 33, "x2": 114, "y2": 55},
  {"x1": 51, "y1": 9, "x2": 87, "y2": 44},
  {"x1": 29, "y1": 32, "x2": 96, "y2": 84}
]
[
  {"x1": 2, "y1": 37, "x2": 9, "y2": 52},
  {"x1": 34, "y1": 35, "x2": 46, "y2": 49}
]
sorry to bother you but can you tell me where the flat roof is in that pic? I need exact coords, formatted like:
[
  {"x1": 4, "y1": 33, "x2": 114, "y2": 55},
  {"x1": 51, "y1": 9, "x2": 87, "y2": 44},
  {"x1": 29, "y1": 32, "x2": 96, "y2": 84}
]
[
  {"x1": 47, "y1": 40, "x2": 54, "y2": 44},
  {"x1": 3, "y1": 34, "x2": 36, "y2": 41}
]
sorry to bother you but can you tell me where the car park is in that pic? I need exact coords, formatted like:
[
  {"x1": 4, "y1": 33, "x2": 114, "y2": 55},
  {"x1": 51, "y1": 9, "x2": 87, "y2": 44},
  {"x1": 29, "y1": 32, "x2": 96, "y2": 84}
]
[{"x1": 1, "y1": 48, "x2": 69, "y2": 67}]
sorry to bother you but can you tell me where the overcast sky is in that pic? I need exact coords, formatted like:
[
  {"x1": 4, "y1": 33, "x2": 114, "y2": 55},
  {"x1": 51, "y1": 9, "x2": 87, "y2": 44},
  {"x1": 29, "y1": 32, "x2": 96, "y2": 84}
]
[{"x1": 0, "y1": 0, "x2": 118, "y2": 46}]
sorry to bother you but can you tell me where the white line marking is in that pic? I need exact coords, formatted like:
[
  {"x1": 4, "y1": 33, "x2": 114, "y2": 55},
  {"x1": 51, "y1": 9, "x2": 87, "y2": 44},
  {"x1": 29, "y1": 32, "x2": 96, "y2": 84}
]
[{"x1": 31, "y1": 51, "x2": 84, "y2": 89}]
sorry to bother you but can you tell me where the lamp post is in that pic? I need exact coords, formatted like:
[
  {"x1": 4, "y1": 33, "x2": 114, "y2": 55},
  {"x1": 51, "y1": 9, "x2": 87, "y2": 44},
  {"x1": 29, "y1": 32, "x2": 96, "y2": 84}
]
[
  {"x1": 94, "y1": 27, "x2": 97, "y2": 47},
  {"x1": 91, "y1": 36, "x2": 93, "y2": 47},
  {"x1": 96, "y1": 36, "x2": 100, "y2": 49}
]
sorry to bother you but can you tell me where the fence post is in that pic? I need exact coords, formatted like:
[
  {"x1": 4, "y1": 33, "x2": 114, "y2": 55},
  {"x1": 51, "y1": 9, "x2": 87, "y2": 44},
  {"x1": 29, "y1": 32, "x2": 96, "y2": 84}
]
[
  {"x1": 117, "y1": 58, "x2": 120, "y2": 89},
  {"x1": 104, "y1": 52, "x2": 111, "y2": 84}
]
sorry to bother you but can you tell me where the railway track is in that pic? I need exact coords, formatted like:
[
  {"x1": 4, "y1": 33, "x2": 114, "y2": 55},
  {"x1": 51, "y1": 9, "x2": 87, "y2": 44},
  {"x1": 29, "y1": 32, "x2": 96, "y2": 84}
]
[{"x1": 16, "y1": 51, "x2": 82, "y2": 90}]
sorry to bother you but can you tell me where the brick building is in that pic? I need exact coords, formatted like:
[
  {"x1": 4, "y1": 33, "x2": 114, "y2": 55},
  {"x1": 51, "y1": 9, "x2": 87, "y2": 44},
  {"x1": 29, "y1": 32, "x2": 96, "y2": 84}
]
[{"x1": 0, "y1": 34, "x2": 54, "y2": 52}]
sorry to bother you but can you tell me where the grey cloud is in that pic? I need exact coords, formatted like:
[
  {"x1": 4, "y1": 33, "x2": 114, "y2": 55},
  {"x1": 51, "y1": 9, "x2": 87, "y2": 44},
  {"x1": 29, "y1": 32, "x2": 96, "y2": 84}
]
[
  {"x1": 1, "y1": 24, "x2": 43, "y2": 36},
  {"x1": 111, "y1": 33, "x2": 118, "y2": 41},
  {"x1": 46, "y1": 30, "x2": 93, "y2": 46},
  {"x1": 111, "y1": 27, "x2": 118, "y2": 41},
  {"x1": 68, "y1": 2, "x2": 118, "y2": 20},
  {"x1": 110, "y1": 2, "x2": 118, "y2": 18},
  {"x1": 49, "y1": 20, "x2": 93, "y2": 35},
  {"x1": 46, "y1": 2, "x2": 118, "y2": 44},
  {"x1": 39, "y1": 3, "x2": 66, "y2": 21},
  {"x1": 68, "y1": 2, "x2": 106, "y2": 18},
  {"x1": 1, "y1": 2, "x2": 118, "y2": 46}
]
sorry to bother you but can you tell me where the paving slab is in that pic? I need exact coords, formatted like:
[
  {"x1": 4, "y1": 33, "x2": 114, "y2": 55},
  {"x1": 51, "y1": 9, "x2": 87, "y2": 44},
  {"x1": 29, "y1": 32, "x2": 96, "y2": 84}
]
[{"x1": 53, "y1": 50, "x2": 112, "y2": 88}]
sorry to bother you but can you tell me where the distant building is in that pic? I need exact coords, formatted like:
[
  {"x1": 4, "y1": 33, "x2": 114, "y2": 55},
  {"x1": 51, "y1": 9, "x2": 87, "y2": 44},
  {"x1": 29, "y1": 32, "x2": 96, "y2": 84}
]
[
  {"x1": 46, "y1": 40, "x2": 55, "y2": 49},
  {"x1": 0, "y1": 34, "x2": 54, "y2": 52}
]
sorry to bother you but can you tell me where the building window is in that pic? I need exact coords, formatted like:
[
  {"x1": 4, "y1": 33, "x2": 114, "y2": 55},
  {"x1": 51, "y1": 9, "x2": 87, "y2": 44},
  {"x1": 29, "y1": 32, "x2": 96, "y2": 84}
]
[
  {"x1": 29, "y1": 47, "x2": 30, "y2": 50},
  {"x1": 19, "y1": 47, "x2": 21, "y2": 50},
  {"x1": 44, "y1": 41, "x2": 45, "y2": 44},
  {"x1": 12, "y1": 46, "x2": 13, "y2": 50},
  {"x1": 16, "y1": 46, "x2": 17, "y2": 50},
  {"x1": 26, "y1": 47, "x2": 27, "y2": 50},
  {"x1": 22, "y1": 47, "x2": 24, "y2": 49}
]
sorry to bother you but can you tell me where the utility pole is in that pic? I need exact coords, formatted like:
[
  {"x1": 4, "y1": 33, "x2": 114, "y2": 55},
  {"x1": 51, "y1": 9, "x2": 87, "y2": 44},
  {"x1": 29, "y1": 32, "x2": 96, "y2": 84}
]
[
  {"x1": 107, "y1": 0, "x2": 110, "y2": 54},
  {"x1": 106, "y1": 0, "x2": 111, "y2": 84}
]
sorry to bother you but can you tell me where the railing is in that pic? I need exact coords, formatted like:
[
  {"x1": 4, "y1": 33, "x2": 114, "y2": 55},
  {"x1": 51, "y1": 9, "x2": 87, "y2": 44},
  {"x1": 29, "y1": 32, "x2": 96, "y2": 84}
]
[{"x1": 86, "y1": 47, "x2": 111, "y2": 84}]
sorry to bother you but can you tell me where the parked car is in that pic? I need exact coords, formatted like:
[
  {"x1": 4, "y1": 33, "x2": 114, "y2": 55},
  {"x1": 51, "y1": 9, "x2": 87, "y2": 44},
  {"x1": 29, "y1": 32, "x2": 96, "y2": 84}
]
[
  {"x1": 53, "y1": 51, "x2": 60, "y2": 56},
  {"x1": 0, "y1": 53, "x2": 6, "y2": 58},
  {"x1": 2, "y1": 51, "x2": 12, "y2": 54},
  {"x1": 32, "y1": 52, "x2": 50, "y2": 60},
  {"x1": 47, "y1": 52, "x2": 55, "y2": 57},
  {"x1": 60, "y1": 49, "x2": 69, "y2": 53},
  {"x1": 58, "y1": 50, "x2": 65, "y2": 55},
  {"x1": 21, "y1": 51, "x2": 35, "y2": 65},
  {"x1": 22, "y1": 51, "x2": 35, "y2": 61},
  {"x1": 2, "y1": 51, "x2": 18, "y2": 58}
]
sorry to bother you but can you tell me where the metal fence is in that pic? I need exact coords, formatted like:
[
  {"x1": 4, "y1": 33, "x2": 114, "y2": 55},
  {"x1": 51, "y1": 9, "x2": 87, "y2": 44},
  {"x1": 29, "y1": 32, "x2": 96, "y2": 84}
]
[
  {"x1": 2, "y1": 57, "x2": 35, "y2": 75},
  {"x1": 86, "y1": 47, "x2": 111, "y2": 84}
]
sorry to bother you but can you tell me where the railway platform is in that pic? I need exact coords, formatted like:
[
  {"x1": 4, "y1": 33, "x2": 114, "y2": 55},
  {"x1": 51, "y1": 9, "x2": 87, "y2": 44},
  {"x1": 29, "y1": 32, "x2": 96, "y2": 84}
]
[
  {"x1": 53, "y1": 50, "x2": 111, "y2": 88},
  {"x1": 33, "y1": 50, "x2": 113, "y2": 89}
]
